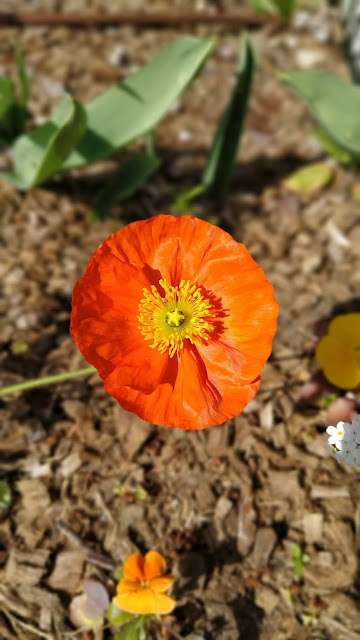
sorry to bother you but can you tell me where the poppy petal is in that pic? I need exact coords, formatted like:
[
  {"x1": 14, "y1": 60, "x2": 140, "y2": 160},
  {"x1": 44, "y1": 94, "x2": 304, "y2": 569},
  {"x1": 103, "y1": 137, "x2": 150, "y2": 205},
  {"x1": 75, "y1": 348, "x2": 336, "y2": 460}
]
[
  {"x1": 107, "y1": 346, "x2": 260, "y2": 429},
  {"x1": 315, "y1": 335, "x2": 360, "y2": 389},
  {"x1": 113, "y1": 588, "x2": 176, "y2": 615},
  {"x1": 143, "y1": 551, "x2": 166, "y2": 580},
  {"x1": 122, "y1": 553, "x2": 145, "y2": 582},
  {"x1": 71, "y1": 252, "x2": 168, "y2": 390},
  {"x1": 195, "y1": 243, "x2": 278, "y2": 384},
  {"x1": 102, "y1": 215, "x2": 219, "y2": 285}
]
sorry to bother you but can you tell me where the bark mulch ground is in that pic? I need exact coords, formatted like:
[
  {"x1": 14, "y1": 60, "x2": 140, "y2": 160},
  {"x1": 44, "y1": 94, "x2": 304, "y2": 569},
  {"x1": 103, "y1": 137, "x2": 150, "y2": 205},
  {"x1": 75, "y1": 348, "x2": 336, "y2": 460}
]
[{"x1": 0, "y1": 2, "x2": 360, "y2": 639}]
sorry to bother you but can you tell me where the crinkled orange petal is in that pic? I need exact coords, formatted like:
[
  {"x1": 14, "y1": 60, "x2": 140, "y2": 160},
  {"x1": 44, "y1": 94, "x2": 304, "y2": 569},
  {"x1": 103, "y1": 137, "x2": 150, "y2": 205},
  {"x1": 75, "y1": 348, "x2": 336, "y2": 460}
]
[
  {"x1": 316, "y1": 335, "x2": 360, "y2": 389},
  {"x1": 113, "y1": 588, "x2": 176, "y2": 615},
  {"x1": 122, "y1": 553, "x2": 145, "y2": 582},
  {"x1": 106, "y1": 346, "x2": 261, "y2": 429},
  {"x1": 328, "y1": 313, "x2": 360, "y2": 347},
  {"x1": 71, "y1": 252, "x2": 168, "y2": 391},
  {"x1": 149, "y1": 576, "x2": 174, "y2": 593},
  {"x1": 143, "y1": 551, "x2": 166, "y2": 581},
  {"x1": 101, "y1": 215, "x2": 220, "y2": 284}
]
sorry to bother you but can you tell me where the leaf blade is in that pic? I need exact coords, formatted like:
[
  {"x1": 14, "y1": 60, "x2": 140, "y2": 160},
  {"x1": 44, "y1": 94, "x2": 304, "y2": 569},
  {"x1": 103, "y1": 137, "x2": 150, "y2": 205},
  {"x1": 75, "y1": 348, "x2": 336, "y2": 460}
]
[
  {"x1": 280, "y1": 70, "x2": 360, "y2": 156},
  {"x1": 11, "y1": 93, "x2": 87, "y2": 187},
  {"x1": 63, "y1": 36, "x2": 214, "y2": 169},
  {"x1": 202, "y1": 33, "x2": 255, "y2": 201}
]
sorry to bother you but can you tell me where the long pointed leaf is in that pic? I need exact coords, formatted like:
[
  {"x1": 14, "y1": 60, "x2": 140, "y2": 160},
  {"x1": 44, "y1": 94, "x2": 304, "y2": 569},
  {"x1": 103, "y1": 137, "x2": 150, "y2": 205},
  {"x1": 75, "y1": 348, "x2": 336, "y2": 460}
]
[
  {"x1": 280, "y1": 70, "x2": 360, "y2": 156},
  {"x1": 0, "y1": 77, "x2": 17, "y2": 140},
  {"x1": 15, "y1": 44, "x2": 29, "y2": 108},
  {"x1": 63, "y1": 36, "x2": 214, "y2": 169},
  {"x1": 203, "y1": 33, "x2": 255, "y2": 200}
]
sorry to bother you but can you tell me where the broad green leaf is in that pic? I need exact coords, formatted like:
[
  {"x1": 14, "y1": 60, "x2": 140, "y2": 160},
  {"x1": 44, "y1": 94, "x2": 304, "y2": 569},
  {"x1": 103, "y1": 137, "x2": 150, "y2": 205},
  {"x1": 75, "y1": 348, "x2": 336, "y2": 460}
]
[
  {"x1": 280, "y1": 70, "x2": 360, "y2": 156},
  {"x1": 64, "y1": 36, "x2": 214, "y2": 169},
  {"x1": 203, "y1": 33, "x2": 255, "y2": 200},
  {"x1": 5, "y1": 93, "x2": 86, "y2": 188},
  {"x1": 283, "y1": 162, "x2": 333, "y2": 194},
  {"x1": 0, "y1": 481, "x2": 11, "y2": 508},
  {"x1": 312, "y1": 126, "x2": 355, "y2": 165},
  {"x1": 91, "y1": 151, "x2": 160, "y2": 220}
]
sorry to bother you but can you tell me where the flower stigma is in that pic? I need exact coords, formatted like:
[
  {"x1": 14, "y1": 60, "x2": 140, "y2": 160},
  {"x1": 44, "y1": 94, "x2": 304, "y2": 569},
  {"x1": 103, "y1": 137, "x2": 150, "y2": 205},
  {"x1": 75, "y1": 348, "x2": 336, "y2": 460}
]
[{"x1": 138, "y1": 278, "x2": 216, "y2": 357}]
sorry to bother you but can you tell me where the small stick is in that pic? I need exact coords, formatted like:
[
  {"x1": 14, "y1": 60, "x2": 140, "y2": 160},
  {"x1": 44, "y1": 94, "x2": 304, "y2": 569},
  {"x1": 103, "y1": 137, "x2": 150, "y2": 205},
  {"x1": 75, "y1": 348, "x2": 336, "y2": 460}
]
[
  {"x1": 55, "y1": 519, "x2": 115, "y2": 572},
  {"x1": 0, "y1": 10, "x2": 283, "y2": 28}
]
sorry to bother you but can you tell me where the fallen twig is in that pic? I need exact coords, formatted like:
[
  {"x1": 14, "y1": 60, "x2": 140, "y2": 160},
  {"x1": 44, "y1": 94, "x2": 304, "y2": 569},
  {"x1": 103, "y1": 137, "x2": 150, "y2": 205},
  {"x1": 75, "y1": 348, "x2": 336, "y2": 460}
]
[
  {"x1": 55, "y1": 519, "x2": 115, "y2": 572},
  {"x1": 0, "y1": 10, "x2": 283, "y2": 28}
]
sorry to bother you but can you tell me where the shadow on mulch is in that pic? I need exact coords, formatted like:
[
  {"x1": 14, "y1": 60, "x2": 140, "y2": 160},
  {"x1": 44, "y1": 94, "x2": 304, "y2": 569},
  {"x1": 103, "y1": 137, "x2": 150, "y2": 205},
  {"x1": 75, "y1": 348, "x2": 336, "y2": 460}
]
[{"x1": 41, "y1": 148, "x2": 308, "y2": 217}]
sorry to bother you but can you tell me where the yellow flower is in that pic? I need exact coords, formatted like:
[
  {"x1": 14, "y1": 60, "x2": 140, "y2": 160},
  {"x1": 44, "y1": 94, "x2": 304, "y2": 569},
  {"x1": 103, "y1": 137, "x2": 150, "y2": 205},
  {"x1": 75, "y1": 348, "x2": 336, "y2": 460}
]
[
  {"x1": 316, "y1": 313, "x2": 360, "y2": 389},
  {"x1": 113, "y1": 551, "x2": 175, "y2": 615}
]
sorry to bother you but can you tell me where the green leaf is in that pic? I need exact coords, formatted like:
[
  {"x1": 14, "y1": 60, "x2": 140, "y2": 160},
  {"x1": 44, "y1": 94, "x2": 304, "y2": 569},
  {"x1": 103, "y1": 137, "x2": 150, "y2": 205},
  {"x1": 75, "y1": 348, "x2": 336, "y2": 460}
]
[
  {"x1": 12, "y1": 44, "x2": 29, "y2": 136},
  {"x1": 280, "y1": 70, "x2": 360, "y2": 156},
  {"x1": 115, "y1": 624, "x2": 140, "y2": 640},
  {"x1": 171, "y1": 184, "x2": 205, "y2": 214},
  {"x1": 283, "y1": 162, "x2": 333, "y2": 194},
  {"x1": 0, "y1": 46, "x2": 29, "y2": 142},
  {"x1": 15, "y1": 44, "x2": 29, "y2": 108},
  {"x1": 290, "y1": 542, "x2": 310, "y2": 579},
  {"x1": 64, "y1": 36, "x2": 214, "y2": 170},
  {"x1": 0, "y1": 77, "x2": 17, "y2": 140},
  {"x1": 250, "y1": 0, "x2": 297, "y2": 17},
  {"x1": 91, "y1": 150, "x2": 160, "y2": 220},
  {"x1": 203, "y1": 33, "x2": 255, "y2": 201},
  {"x1": 113, "y1": 567, "x2": 123, "y2": 580},
  {"x1": 107, "y1": 603, "x2": 134, "y2": 626},
  {"x1": 312, "y1": 126, "x2": 355, "y2": 166},
  {"x1": 4, "y1": 93, "x2": 86, "y2": 188},
  {"x1": 0, "y1": 481, "x2": 12, "y2": 508},
  {"x1": 0, "y1": 78, "x2": 15, "y2": 120}
]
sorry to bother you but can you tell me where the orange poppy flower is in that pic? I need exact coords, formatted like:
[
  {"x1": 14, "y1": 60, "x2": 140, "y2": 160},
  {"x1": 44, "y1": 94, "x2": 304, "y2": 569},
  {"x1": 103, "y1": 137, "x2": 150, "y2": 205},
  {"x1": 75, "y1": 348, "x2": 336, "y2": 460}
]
[
  {"x1": 71, "y1": 215, "x2": 278, "y2": 429},
  {"x1": 113, "y1": 551, "x2": 175, "y2": 615}
]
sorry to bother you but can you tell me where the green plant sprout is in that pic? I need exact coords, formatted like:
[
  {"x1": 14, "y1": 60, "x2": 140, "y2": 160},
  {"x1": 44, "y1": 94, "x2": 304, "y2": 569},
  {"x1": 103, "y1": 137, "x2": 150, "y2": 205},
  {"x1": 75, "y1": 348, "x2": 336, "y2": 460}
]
[
  {"x1": 0, "y1": 44, "x2": 29, "y2": 144},
  {"x1": 249, "y1": 0, "x2": 297, "y2": 18},
  {"x1": 0, "y1": 37, "x2": 214, "y2": 217},
  {"x1": 0, "y1": 481, "x2": 12, "y2": 508},
  {"x1": 290, "y1": 542, "x2": 310, "y2": 579},
  {"x1": 0, "y1": 33, "x2": 257, "y2": 218},
  {"x1": 172, "y1": 32, "x2": 255, "y2": 211}
]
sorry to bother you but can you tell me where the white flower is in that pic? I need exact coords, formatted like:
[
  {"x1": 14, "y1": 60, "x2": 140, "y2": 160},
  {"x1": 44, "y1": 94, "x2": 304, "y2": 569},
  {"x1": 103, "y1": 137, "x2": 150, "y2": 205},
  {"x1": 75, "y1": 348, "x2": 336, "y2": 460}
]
[
  {"x1": 334, "y1": 440, "x2": 358, "y2": 466},
  {"x1": 354, "y1": 449, "x2": 360, "y2": 466},
  {"x1": 325, "y1": 416, "x2": 360, "y2": 467},
  {"x1": 350, "y1": 415, "x2": 360, "y2": 444},
  {"x1": 326, "y1": 422, "x2": 349, "y2": 446}
]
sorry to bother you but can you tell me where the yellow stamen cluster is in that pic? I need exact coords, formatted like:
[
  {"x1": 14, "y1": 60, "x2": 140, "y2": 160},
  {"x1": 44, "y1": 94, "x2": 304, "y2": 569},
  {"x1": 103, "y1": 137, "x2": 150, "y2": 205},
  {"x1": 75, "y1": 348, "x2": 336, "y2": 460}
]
[{"x1": 138, "y1": 279, "x2": 215, "y2": 357}]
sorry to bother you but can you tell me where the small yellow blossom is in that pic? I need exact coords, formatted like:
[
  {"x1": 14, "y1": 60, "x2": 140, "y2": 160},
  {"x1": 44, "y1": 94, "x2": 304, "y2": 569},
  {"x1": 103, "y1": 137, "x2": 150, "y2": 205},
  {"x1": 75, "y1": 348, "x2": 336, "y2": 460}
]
[{"x1": 316, "y1": 313, "x2": 360, "y2": 389}]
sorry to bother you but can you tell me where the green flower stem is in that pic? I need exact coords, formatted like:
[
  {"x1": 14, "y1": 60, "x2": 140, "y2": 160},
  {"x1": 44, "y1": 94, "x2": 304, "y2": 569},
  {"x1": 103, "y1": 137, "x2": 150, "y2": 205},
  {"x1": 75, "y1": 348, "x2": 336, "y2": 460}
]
[{"x1": 0, "y1": 367, "x2": 96, "y2": 396}]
